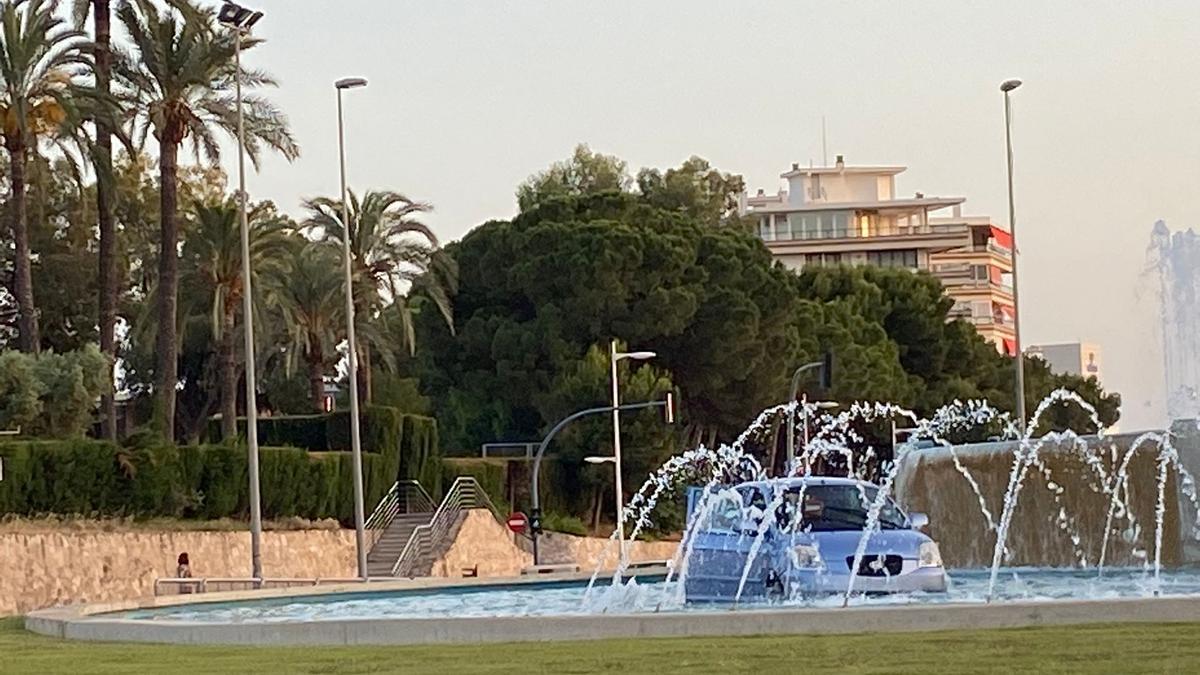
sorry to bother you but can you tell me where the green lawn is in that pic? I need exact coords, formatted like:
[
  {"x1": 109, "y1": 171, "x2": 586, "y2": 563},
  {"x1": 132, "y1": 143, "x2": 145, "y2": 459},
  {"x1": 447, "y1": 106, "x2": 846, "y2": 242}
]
[{"x1": 4, "y1": 616, "x2": 1199, "y2": 674}]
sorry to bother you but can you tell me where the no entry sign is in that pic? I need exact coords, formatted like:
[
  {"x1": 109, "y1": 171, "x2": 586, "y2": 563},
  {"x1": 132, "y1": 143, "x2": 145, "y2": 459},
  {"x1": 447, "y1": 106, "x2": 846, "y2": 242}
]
[{"x1": 506, "y1": 512, "x2": 529, "y2": 534}]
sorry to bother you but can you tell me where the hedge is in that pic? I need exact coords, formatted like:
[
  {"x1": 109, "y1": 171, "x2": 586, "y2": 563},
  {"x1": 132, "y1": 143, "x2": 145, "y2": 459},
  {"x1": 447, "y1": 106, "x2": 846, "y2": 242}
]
[
  {"x1": 0, "y1": 410, "x2": 441, "y2": 523},
  {"x1": 207, "y1": 406, "x2": 443, "y2": 499},
  {"x1": 441, "y1": 457, "x2": 573, "y2": 516}
]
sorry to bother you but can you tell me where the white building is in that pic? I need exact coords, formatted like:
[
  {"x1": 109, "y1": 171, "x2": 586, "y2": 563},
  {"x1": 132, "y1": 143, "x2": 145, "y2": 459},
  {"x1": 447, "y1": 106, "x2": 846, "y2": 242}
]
[{"x1": 1027, "y1": 342, "x2": 1103, "y2": 383}]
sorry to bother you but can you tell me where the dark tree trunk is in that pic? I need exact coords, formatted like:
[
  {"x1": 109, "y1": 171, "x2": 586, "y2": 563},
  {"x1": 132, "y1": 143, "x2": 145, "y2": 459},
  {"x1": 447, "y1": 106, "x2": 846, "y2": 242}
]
[
  {"x1": 8, "y1": 136, "x2": 38, "y2": 353},
  {"x1": 218, "y1": 308, "x2": 237, "y2": 440},
  {"x1": 358, "y1": 344, "x2": 372, "y2": 404},
  {"x1": 155, "y1": 138, "x2": 180, "y2": 442},
  {"x1": 308, "y1": 348, "x2": 325, "y2": 412},
  {"x1": 95, "y1": 0, "x2": 118, "y2": 440}
]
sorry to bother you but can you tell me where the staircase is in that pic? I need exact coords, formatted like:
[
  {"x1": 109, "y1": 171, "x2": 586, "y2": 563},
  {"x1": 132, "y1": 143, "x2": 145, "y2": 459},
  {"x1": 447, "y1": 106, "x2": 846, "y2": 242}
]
[
  {"x1": 366, "y1": 512, "x2": 433, "y2": 576},
  {"x1": 364, "y1": 481, "x2": 436, "y2": 577},
  {"x1": 366, "y1": 477, "x2": 506, "y2": 578}
]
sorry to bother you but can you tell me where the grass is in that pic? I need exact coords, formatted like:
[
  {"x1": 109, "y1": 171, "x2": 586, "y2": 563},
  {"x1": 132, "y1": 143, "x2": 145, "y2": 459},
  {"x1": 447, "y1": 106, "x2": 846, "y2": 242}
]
[{"x1": 5, "y1": 616, "x2": 1200, "y2": 674}]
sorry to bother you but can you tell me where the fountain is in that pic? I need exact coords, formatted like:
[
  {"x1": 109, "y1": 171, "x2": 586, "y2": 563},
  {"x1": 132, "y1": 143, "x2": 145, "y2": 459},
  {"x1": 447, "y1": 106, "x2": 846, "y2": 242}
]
[
  {"x1": 1150, "y1": 220, "x2": 1200, "y2": 422},
  {"x1": 27, "y1": 392, "x2": 1200, "y2": 646}
]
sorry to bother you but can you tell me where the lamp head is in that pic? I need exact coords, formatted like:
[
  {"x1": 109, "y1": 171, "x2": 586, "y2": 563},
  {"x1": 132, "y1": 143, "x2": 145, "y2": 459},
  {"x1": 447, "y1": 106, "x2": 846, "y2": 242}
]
[
  {"x1": 218, "y1": 2, "x2": 260, "y2": 28},
  {"x1": 1000, "y1": 79, "x2": 1022, "y2": 92},
  {"x1": 336, "y1": 77, "x2": 368, "y2": 90},
  {"x1": 619, "y1": 351, "x2": 657, "y2": 361}
]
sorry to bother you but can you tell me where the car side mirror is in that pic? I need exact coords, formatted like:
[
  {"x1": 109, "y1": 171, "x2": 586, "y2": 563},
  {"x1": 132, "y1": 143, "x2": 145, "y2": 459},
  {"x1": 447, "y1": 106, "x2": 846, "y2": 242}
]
[{"x1": 908, "y1": 512, "x2": 929, "y2": 530}]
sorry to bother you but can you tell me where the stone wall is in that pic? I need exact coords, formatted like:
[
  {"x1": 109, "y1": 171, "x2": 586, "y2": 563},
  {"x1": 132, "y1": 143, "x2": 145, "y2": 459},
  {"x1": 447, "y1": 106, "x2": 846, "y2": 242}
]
[
  {"x1": 0, "y1": 529, "x2": 358, "y2": 616},
  {"x1": 430, "y1": 509, "x2": 678, "y2": 578}
]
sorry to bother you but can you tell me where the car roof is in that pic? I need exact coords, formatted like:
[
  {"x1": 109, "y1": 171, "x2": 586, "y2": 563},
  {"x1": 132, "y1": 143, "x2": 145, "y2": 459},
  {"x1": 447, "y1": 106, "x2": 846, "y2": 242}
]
[{"x1": 732, "y1": 476, "x2": 872, "y2": 490}]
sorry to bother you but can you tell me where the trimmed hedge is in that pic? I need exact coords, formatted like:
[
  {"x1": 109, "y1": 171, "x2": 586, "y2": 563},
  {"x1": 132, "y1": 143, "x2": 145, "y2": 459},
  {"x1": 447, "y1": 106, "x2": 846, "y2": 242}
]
[
  {"x1": 0, "y1": 410, "x2": 441, "y2": 523},
  {"x1": 209, "y1": 406, "x2": 443, "y2": 499},
  {"x1": 441, "y1": 457, "x2": 572, "y2": 516}
]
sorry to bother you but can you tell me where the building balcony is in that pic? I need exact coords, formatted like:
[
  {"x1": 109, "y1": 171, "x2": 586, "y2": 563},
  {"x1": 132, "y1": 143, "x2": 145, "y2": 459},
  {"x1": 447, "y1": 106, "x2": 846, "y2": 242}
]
[
  {"x1": 761, "y1": 222, "x2": 971, "y2": 258},
  {"x1": 761, "y1": 222, "x2": 968, "y2": 243}
]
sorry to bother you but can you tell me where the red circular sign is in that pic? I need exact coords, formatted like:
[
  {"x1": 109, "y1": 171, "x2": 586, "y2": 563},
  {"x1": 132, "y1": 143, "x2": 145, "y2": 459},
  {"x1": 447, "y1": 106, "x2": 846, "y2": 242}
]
[{"x1": 506, "y1": 512, "x2": 528, "y2": 534}]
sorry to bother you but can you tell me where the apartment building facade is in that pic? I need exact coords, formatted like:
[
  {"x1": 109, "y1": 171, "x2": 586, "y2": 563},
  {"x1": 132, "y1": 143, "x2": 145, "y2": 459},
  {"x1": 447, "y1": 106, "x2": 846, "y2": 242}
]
[{"x1": 742, "y1": 157, "x2": 1017, "y2": 354}]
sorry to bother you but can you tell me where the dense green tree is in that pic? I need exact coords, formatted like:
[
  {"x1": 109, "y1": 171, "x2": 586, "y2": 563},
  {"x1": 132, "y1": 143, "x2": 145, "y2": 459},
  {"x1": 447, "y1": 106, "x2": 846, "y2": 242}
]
[
  {"x1": 181, "y1": 199, "x2": 289, "y2": 439},
  {"x1": 0, "y1": 0, "x2": 86, "y2": 353},
  {"x1": 516, "y1": 143, "x2": 630, "y2": 212},
  {"x1": 115, "y1": 0, "x2": 298, "y2": 441},
  {"x1": 264, "y1": 240, "x2": 344, "y2": 412},
  {"x1": 301, "y1": 189, "x2": 457, "y2": 402},
  {"x1": 71, "y1": 0, "x2": 119, "y2": 440},
  {"x1": 636, "y1": 156, "x2": 746, "y2": 227},
  {"x1": 417, "y1": 190, "x2": 803, "y2": 456}
]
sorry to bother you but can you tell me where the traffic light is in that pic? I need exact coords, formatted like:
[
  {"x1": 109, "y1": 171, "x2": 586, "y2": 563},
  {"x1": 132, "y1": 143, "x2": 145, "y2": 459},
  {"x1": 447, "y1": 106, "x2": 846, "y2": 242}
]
[{"x1": 821, "y1": 351, "x2": 834, "y2": 389}]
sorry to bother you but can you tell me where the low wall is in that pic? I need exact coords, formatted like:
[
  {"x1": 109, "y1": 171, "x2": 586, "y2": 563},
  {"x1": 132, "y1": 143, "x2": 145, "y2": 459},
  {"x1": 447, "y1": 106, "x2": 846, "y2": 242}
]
[
  {"x1": 0, "y1": 529, "x2": 358, "y2": 616},
  {"x1": 431, "y1": 510, "x2": 678, "y2": 578}
]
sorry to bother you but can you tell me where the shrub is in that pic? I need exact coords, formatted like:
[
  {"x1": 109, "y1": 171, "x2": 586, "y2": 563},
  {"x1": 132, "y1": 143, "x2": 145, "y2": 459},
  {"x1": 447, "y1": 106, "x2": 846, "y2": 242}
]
[
  {"x1": 0, "y1": 351, "x2": 42, "y2": 432},
  {"x1": 541, "y1": 512, "x2": 588, "y2": 536},
  {"x1": 0, "y1": 426, "x2": 435, "y2": 524},
  {"x1": 0, "y1": 346, "x2": 108, "y2": 438}
]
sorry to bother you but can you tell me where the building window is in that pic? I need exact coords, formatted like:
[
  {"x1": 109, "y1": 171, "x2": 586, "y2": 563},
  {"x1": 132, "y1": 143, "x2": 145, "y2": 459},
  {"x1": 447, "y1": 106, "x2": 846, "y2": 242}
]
[
  {"x1": 833, "y1": 212, "x2": 850, "y2": 238},
  {"x1": 774, "y1": 214, "x2": 790, "y2": 240},
  {"x1": 758, "y1": 216, "x2": 772, "y2": 241},
  {"x1": 805, "y1": 253, "x2": 843, "y2": 267},
  {"x1": 865, "y1": 249, "x2": 918, "y2": 269}
]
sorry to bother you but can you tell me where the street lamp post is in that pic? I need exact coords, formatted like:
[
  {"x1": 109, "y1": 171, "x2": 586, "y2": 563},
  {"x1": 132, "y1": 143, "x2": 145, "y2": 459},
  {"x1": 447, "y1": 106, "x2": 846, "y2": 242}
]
[
  {"x1": 785, "y1": 354, "x2": 833, "y2": 470},
  {"x1": 336, "y1": 76, "x2": 369, "y2": 578},
  {"x1": 609, "y1": 341, "x2": 656, "y2": 565},
  {"x1": 218, "y1": 0, "x2": 264, "y2": 581},
  {"x1": 1001, "y1": 78, "x2": 1027, "y2": 433},
  {"x1": 529, "y1": 397, "x2": 673, "y2": 566}
]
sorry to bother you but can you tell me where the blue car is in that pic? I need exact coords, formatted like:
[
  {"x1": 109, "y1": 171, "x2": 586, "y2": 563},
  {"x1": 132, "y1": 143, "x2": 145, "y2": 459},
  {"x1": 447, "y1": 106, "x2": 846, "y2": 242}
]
[{"x1": 682, "y1": 476, "x2": 947, "y2": 603}]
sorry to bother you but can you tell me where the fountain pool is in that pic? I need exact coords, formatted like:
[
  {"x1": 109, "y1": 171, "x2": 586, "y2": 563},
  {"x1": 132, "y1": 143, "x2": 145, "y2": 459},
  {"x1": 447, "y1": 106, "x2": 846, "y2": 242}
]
[
  {"x1": 118, "y1": 567, "x2": 1200, "y2": 624},
  {"x1": 25, "y1": 389, "x2": 1200, "y2": 645}
]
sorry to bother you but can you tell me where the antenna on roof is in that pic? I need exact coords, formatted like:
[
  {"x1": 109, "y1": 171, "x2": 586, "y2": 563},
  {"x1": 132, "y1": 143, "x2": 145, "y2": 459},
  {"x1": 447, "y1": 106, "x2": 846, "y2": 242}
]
[{"x1": 821, "y1": 115, "x2": 828, "y2": 167}]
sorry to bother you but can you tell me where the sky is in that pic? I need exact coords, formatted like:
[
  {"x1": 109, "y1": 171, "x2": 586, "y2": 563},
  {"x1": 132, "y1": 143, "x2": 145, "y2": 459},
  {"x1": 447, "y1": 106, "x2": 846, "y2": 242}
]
[{"x1": 202, "y1": 0, "x2": 1200, "y2": 431}]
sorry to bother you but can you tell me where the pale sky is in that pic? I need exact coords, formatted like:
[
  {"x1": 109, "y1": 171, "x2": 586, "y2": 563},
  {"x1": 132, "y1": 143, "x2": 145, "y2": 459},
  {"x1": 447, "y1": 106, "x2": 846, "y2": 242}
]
[{"x1": 204, "y1": 0, "x2": 1200, "y2": 431}]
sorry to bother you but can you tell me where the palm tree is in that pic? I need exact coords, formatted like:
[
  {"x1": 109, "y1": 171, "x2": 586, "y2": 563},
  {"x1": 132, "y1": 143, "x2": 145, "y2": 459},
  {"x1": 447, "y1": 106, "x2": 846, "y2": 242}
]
[
  {"x1": 265, "y1": 241, "x2": 345, "y2": 412},
  {"x1": 71, "y1": 0, "x2": 118, "y2": 439},
  {"x1": 181, "y1": 199, "x2": 289, "y2": 440},
  {"x1": 115, "y1": 0, "x2": 298, "y2": 441},
  {"x1": 301, "y1": 189, "x2": 456, "y2": 402},
  {"x1": 0, "y1": 0, "x2": 87, "y2": 353}
]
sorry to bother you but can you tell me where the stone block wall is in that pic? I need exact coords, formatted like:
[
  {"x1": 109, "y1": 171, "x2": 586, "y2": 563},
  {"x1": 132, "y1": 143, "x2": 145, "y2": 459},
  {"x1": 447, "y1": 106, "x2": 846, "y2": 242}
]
[{"x1": 0, "y1": 529, "x2": 357, "y2": 616}]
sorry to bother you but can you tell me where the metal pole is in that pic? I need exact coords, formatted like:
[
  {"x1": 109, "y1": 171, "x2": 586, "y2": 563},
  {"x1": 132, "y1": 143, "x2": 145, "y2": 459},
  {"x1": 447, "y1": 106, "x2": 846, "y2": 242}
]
[
  {"x1": 530, "y1": 401, "x2": 667, "y2": 566},
  {"x1": 1003, "y1": 85, "x2": 1027, "y2": 433},
  {"x1": 338, "y1": 86, "x2": 368, "y2": 579},
  {"x1": 786, "y1": 361, "x2": 823, "y2": 469},
  {"x1": 609, "y1": 341, "x2": 627, "y2": 565},
  {"x1": 802, "y1": 393, "x2": 810, "y2": 450},
  {"x1": 233, "y1": 30, "x2": 263, "y2": 582}
]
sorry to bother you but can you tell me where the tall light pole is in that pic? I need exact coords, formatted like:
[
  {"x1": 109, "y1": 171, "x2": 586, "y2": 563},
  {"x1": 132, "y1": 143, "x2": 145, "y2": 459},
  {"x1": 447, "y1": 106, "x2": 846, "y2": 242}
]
[
  {"x1": 218, "y1": 0, "x2": 264, "y2": 581},
  {"x1": 609, "y1": 341, "x2": 656, "y2": 564},
  {"x1": 336, "y1": 76, "x2": 369, "y2": 578},
  {"x1": 785, "y1": 352, "x2": 833, "y2": 470},
  {"x1": 1001, "y1": 78, "x2": 1027, "y2": 433}
]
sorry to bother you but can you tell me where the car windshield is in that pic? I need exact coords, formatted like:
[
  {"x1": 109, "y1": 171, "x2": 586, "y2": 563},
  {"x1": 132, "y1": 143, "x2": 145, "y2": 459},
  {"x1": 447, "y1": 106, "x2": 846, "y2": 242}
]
[{"x1": 771, "y1": 484, "x2": 908, "y2": 532}]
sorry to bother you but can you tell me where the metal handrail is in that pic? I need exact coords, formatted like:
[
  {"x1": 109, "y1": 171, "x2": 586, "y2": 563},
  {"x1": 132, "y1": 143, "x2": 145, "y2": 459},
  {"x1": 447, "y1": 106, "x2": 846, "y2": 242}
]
[
  {"x1": 391, "y1": 477, "x2": 504, "y2": 577},
  {"x1": 365, "y1": 480, "x2": 437, "y2": 532},
  {"x1": 153, "y1": 576, "x2": 374, "y2": 596}
]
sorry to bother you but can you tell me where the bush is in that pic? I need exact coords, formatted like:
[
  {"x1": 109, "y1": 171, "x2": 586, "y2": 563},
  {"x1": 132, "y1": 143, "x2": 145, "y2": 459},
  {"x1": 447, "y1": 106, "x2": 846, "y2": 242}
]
[
  {"x1": 443, "y1": 458, "x2": 509, "y2": 510},
  {"x1": 541, "y1": 512, "x2": 588, "y2": 536},
  {"x1": 0, "y1": 414, "x2": 438, "y2": 524},
  {"x1": 204, "y1": 406, "x2": 442, "y2": 503},
  {"x1": 0, "y1": 346, "x2": 108, "y2": 438},
  {"x1": 0, "y1": 351, "x2": 42, "y2": 432}
]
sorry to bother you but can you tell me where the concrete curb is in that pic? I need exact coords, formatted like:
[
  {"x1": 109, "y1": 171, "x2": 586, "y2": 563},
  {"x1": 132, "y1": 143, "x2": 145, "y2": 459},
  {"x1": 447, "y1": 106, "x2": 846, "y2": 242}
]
[{"x1": 24, "y1": 578, "x2": 1200, "y2": 646}]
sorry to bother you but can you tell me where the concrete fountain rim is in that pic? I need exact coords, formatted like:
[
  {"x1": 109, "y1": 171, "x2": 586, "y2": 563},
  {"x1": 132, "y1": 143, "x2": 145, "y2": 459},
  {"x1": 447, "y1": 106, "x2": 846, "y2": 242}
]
[{"x1": 23, "y1": 571, "x2": 1200, "y2": 646}]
